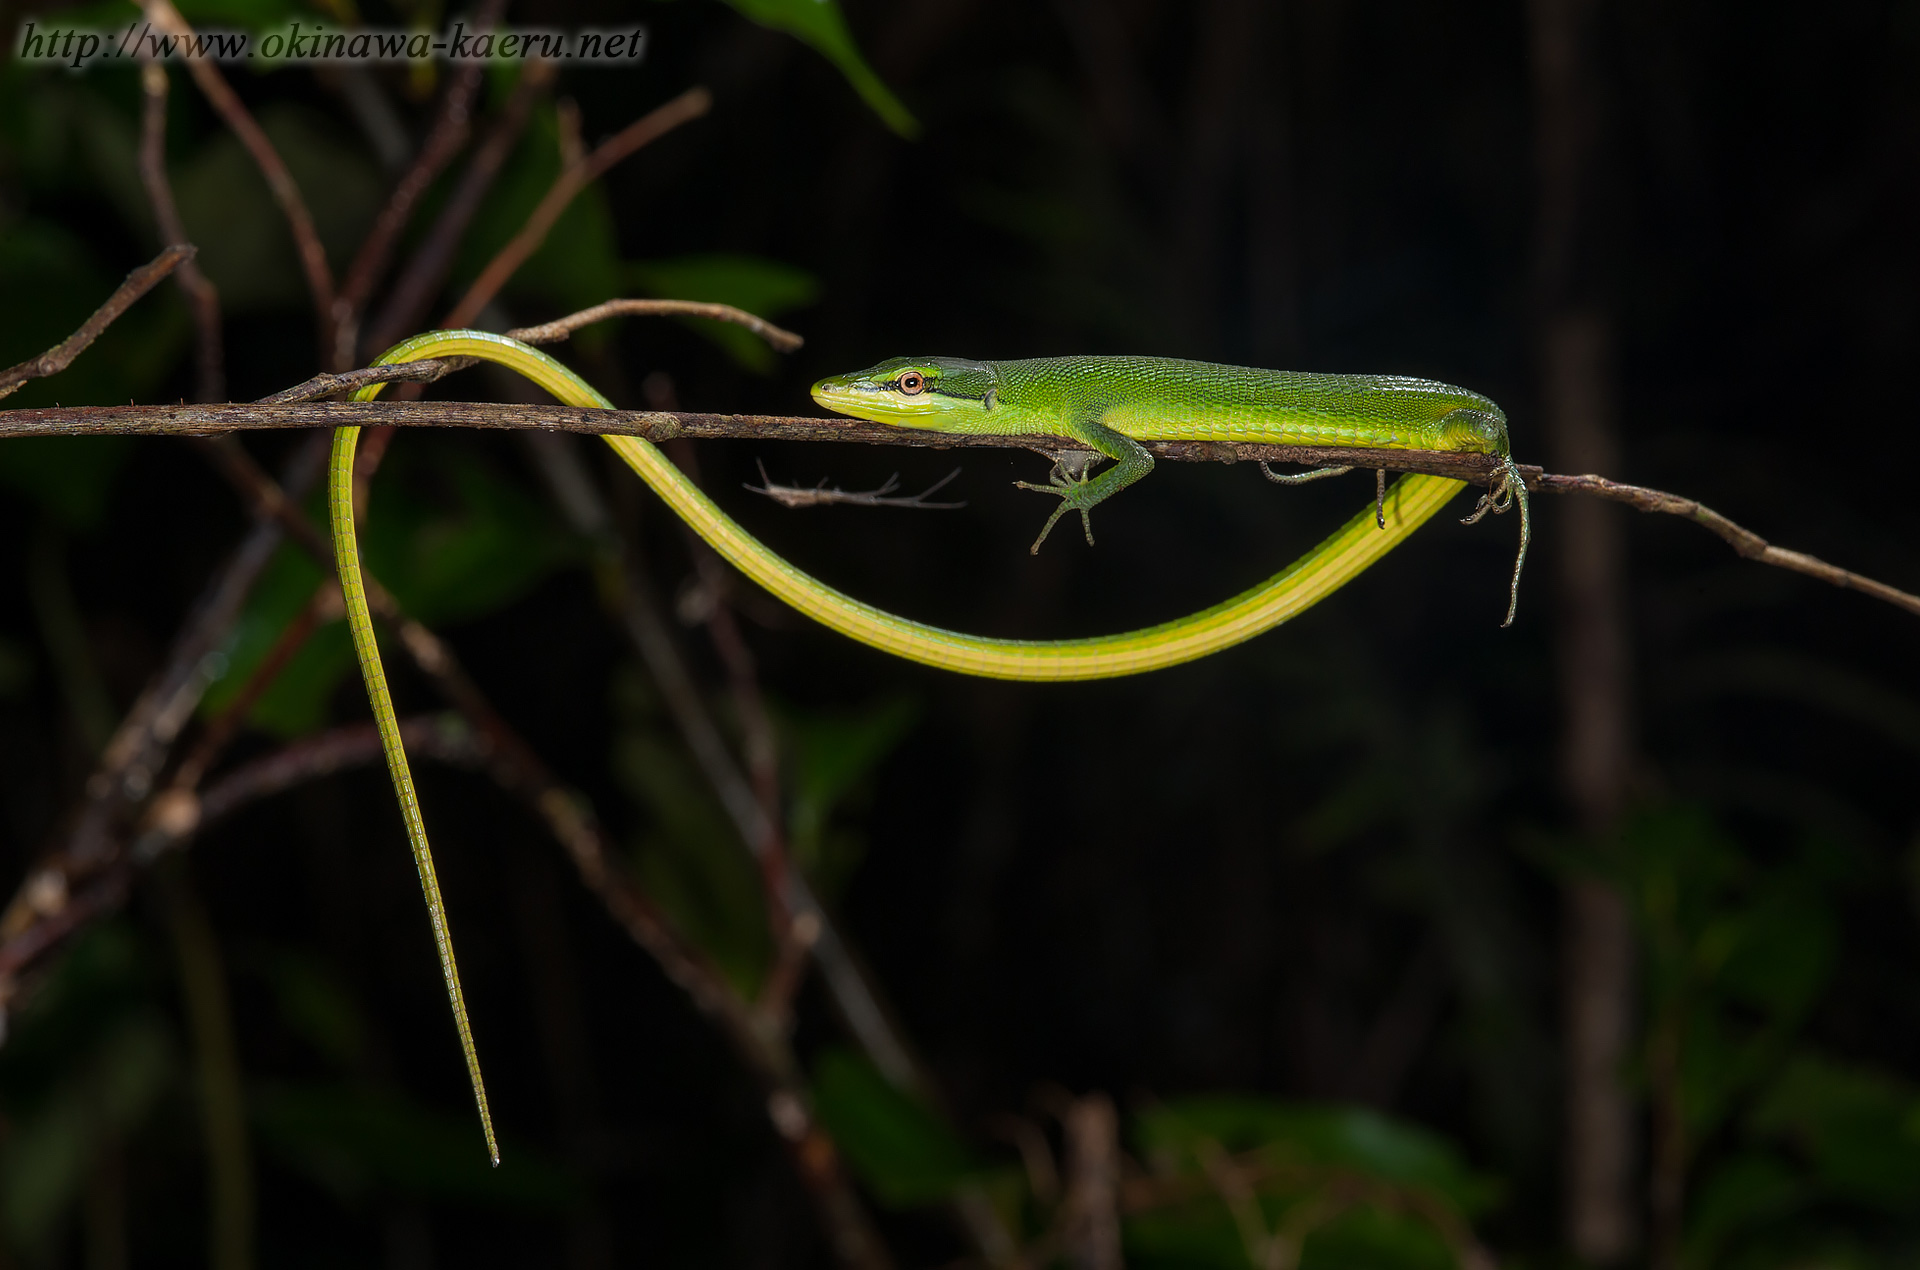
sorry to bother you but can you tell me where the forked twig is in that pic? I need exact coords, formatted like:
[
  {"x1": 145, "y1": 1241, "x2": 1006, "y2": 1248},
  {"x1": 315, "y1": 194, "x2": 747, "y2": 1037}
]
[{"x1": 745, "y1": 460, "x2": 966, "y2": 509}]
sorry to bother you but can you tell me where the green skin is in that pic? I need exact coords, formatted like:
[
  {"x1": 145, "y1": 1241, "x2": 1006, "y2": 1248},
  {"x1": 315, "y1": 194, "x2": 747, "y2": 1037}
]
[{"x1": 812, "y1": 354, "x2": 1529, "y2": 622}]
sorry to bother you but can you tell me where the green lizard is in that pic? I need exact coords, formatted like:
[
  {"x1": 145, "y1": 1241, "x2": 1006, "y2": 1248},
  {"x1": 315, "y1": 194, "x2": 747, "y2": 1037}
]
[
  {"x1": 329, "y1": 331, "x2": 1527, "y2": 1159},
  {"x1": 810, "y1": 355, "x2": 1528, "y2": 623}
]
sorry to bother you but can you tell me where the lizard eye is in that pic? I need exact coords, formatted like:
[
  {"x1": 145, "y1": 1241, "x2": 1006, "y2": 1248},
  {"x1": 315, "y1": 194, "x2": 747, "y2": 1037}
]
[{"x1": 897, "y1": 372, "x2": 927, "y2": 395}]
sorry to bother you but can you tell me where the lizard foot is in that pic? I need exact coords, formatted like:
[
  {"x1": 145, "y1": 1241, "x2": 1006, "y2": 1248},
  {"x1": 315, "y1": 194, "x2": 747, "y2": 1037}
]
[{"x1": 1014, "y1": 451, "x2": 1106, "y2": 552}]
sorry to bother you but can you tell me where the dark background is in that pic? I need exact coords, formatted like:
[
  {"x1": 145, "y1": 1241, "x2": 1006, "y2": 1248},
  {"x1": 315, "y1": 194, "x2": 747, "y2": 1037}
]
[{"x1": 1, "y1": 0, "x2": 1917, "y2": 1265}]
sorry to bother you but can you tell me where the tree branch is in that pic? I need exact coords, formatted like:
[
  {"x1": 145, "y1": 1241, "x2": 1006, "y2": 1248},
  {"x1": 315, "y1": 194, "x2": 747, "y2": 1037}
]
[
  {"x1": 442, "y1": 86, "x2": 713, "y2": 329},
  {"x1": 334, "y1": 0, "x2": 511, "y2": 363},
  {"x1": 140, "y1": 0, "x2": 336, "y2": 358},
  {"x1": 137, "y1": 67, "x2": 223, "y2": 403},
  {"x1": 4, "y1": 398, "x2": 1913, "y2": 619},
  {"x1": 363, "y1": 60, "x2": 556, "y2": 356}
]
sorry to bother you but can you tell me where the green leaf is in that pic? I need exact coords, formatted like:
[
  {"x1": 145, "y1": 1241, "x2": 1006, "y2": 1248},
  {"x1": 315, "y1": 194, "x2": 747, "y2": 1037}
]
[
  {"x1": 718, "y1": 0, "x2": 918, "y2": 137},
  {"x1": 811, "y1": 1047, "x2": 983, "y2": 1207},
  {"x1": 626, "y1": 253, "x2": 817, "y2": 373}
]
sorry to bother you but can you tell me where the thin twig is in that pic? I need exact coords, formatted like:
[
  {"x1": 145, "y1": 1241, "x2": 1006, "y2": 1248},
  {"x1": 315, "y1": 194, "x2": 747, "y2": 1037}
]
[
  {"x1": 1536, "y1": 472, "x2": 1920, "y2": 618},
  {"x1": 137, "y1": 66, "x2": 223, "y2": 402},
  {"x1": 258, "y1": 358, "x2": 467, "y2": 404},
  {"x1": 266, "y1": 301, "x2": 803, "y2": 405},
  {"x1": 746, "y1": 461, "x2": 966, "y2": 510},
  {"x1": 0, "y1": 245, "x2": 194, "y2": 401},
  {"x1": 510, "y1": 299, "x2": 804, "y2": 353},
  {"x1": 365, "y1": 60, "x2": 556, "y2": 356},
  {"x1": 443, "y1": 87, "x2": 713, "y2": 328},
  {"x1": 140, "y1": 0, "x2": 335, "y2": 358}
]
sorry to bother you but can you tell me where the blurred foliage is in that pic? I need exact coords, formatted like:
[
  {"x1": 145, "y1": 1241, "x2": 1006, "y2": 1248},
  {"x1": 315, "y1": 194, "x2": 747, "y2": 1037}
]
[
  {"x1": 718, "y1": 0, "x2": 917, "y2": 138},
  {"x1": 0, "y1": 925, "x2": 176, "y2": 1257},
  {"x1": 611, "y1": 669, "x2": 919, "y2": 993},
  {"x1": 814, "y1": 1046, "x2": 1500, "y2": 1270},
  {"x1": 812, "y1": 1046, "x2": 993, "y2": 1207}
]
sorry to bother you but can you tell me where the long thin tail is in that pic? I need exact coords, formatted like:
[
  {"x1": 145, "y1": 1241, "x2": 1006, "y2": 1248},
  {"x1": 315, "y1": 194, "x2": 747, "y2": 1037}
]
[{"x1": 329, "y1": 420, "x2": 499, "y2": 1167}]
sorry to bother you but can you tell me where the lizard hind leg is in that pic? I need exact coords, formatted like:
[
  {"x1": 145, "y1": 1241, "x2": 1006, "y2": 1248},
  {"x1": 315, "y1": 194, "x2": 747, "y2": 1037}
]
[
  {"x1": 1460, "y1": 455, "x2": 1531, "y2": 626},
  {"x1": 1500, "y1": 454, "x2": 1531, "y2": 627}
]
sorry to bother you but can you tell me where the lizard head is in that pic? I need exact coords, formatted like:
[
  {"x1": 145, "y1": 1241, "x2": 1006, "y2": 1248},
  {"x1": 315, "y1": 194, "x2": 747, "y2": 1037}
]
[{"x1": 811, "y1": 357, "x2": 1000, "y2": 430}]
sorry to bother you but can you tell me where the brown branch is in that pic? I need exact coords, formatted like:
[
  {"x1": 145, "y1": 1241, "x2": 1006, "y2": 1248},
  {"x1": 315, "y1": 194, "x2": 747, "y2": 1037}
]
[
  {"x1": 6, "y1": 400, "x2": 1913, "y2": 617},
  {"x1": 0, "y1": 245, "x2": 193, "y2": 401},
  {"x1": 137, "y1": 66, "x2": 223, "y2": 402},
  {"x1": 508, "y1": 299, "x2": 804, "y2": 353},
  {"x1": 363, "y1": 60, "x2": 556, "y2": 356},
  {"x1": 442, "y1": 87, "x2": 713, "y2": 328},
  {"x1": 141, "y1": 0, "x2": 335, "y2": 358},
  {"x1": 0, "y1": 401, "x2": 1525, "y2": 477}
]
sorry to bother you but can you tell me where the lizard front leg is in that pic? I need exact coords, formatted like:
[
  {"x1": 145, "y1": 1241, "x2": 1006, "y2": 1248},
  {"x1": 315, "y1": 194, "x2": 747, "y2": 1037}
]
[{"x1": 1014, "y1": 408, "x2": 1154, "y2": 553}]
